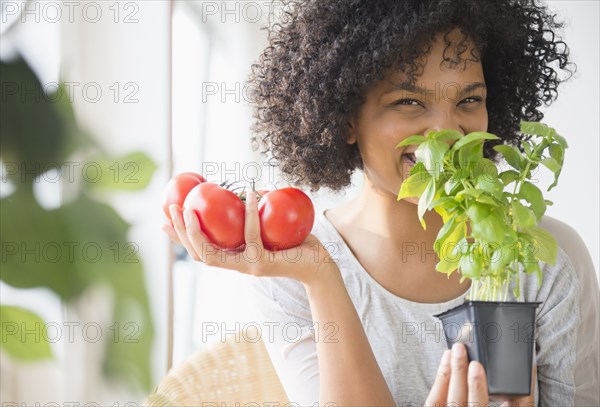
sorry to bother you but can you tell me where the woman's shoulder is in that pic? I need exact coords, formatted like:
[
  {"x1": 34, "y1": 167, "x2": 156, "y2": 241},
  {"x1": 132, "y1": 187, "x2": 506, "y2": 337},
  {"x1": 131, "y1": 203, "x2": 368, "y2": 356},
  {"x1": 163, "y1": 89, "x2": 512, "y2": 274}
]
[
  {"x1": 522, "y1": 215, "x2": 597, "y2": 301},
  {"x1": 520, "y1": 215, "x2": 598, "y2": 331}
]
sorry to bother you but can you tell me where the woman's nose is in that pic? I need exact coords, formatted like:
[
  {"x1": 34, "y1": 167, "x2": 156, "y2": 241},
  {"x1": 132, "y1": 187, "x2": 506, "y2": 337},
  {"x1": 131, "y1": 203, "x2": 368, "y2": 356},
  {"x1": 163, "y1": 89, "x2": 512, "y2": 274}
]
[{"x1": 424, "y1": 113, "x2": 465, "y2": 136}]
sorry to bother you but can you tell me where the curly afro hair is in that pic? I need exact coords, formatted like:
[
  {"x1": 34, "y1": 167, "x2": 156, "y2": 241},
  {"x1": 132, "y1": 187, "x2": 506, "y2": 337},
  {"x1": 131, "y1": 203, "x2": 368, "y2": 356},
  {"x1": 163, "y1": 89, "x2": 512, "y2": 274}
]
[{"x1": 248, "y1": 0, "x2": 575, "y2": 192}]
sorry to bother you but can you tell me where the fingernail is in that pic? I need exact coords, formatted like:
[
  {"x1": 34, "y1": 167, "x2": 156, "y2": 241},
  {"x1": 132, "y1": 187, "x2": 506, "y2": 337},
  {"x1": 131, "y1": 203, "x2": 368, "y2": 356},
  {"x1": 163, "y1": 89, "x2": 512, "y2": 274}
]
[
  {"x1": 169, "y1": 205, "x2": 178, "y2": 218},
  {"x1": 468, "y1": 361, "x2": 484, "y2": 381},
  {"x1": 438, "y1": 350, "x2": 451, "y2": 375},
  {"x1": 442, "y1": 349, "x2": 451, "y2": 364},
  {"x1": 452, "y1": 343, "x2": 465, "y2": 357}
]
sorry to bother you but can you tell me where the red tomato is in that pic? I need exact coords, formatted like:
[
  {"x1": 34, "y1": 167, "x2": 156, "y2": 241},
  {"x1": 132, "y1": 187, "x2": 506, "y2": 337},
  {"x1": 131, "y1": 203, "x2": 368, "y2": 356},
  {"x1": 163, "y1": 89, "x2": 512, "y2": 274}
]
[
  {"x1": 258, "y1": 188, "x2": 315, "y2": 251},
  {"x1": 162, "y1": 172, "x2": 206, "y2": 221},
  {"x1": 183, "y1": 182, "x2": 245, "y2": 250}
]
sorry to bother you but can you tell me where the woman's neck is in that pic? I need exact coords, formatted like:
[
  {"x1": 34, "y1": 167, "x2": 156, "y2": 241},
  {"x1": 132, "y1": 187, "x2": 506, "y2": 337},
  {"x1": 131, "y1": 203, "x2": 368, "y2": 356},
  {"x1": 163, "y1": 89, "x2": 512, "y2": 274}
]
[{"x1": 339, "y1": 180, "x2": 445, "y2": 250}]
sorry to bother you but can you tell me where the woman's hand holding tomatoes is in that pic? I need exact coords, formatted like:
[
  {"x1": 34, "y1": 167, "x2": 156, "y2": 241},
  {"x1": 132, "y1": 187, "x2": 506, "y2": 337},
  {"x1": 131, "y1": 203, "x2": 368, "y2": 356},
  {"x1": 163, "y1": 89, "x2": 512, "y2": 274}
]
[
  {"x1": 162, "y1": 188, "x2": 339, "y2": 286},
  {"x1": 161, "y1": 172, "x2": 338, "y2": 284}
]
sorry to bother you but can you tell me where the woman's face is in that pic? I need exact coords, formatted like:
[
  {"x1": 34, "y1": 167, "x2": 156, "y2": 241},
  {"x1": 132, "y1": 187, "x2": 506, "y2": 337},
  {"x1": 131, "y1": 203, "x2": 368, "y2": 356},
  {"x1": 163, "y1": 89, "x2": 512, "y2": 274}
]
[{"x1": 348, "y1": 30, "x2": 488, "y2": 205}]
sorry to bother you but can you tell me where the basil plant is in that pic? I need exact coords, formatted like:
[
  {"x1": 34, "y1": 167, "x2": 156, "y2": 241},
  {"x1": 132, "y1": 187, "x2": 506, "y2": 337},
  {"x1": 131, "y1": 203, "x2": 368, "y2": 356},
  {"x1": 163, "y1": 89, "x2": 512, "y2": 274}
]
[{"x1": 397, "y1": 122, "x2": 568, "y2": 301}]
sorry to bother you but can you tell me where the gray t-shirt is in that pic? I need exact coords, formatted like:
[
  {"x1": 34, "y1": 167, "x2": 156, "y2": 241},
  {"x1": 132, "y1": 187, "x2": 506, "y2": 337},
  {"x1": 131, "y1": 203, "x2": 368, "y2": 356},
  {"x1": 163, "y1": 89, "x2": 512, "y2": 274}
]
[{"x1": 250, "y1": 210, "x2": 599, "y2": 406}]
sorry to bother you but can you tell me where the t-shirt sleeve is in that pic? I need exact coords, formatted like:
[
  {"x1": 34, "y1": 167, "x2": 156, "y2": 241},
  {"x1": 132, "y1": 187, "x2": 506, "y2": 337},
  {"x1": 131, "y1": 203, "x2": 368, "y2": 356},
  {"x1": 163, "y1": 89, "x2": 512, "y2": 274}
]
[
  {"x1": 533, "y1": 245, "x2": 600, "y2": 406},
  {"x1": 248, "y1": 276, "x2": 320, "y2": 405}
]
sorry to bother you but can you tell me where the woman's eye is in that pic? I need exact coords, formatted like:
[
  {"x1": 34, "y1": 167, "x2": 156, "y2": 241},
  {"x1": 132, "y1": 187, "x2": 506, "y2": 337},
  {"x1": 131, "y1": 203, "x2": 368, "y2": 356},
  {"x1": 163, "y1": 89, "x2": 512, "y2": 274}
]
[
  {"x1": 459, "y1": 96, "x2": 483, "y2": 105},
  {"x1": 393, "y1": 98, "x2": 423, "y2": 107}
]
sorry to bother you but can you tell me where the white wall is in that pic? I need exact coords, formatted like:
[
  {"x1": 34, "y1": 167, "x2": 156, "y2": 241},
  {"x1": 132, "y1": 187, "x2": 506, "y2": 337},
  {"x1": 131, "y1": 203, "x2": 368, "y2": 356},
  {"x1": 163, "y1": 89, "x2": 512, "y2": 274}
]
[{"x1": 540, "y1": 1, "x2": 599, "y2": 275}]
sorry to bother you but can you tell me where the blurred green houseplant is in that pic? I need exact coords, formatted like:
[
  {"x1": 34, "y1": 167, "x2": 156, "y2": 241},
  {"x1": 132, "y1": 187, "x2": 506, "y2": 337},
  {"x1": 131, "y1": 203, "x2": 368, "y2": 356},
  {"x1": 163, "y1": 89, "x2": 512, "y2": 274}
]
[{"x1": 1, "y1": 57, "x2": 156, "y2": 391}]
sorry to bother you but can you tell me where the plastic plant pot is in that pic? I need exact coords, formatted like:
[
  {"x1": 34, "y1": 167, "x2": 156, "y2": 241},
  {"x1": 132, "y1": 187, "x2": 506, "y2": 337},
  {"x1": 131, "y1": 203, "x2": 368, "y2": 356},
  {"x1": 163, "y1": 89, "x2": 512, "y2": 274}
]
[{"x1": 434, "y1": 300, "x2": 541, "y2": 397}]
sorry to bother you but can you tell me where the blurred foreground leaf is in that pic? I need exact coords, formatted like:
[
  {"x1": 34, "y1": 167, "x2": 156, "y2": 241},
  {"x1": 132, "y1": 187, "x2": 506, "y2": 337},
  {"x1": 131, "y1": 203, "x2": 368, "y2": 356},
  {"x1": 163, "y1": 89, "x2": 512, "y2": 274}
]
[{"x1": 0, "y1": 306, "x2": 53, "y2": 361}]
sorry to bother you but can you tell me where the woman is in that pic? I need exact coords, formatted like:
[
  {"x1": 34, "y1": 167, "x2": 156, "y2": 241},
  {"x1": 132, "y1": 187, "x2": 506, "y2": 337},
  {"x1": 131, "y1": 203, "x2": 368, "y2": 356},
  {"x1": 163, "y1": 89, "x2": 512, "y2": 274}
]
[{"x1": 164, "y1": 0, "x2": 599, "y2": 405}]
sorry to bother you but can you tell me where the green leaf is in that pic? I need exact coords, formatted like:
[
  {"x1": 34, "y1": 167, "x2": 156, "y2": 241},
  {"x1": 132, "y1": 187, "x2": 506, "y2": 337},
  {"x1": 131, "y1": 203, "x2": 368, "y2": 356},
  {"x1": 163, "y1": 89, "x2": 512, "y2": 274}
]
[
  {"x1": 471, "y1": 213, "x2": 508, "y2": 244},
  {"x1": 475, "y1": 175, "x2": 504, "y2": 200},
  {"x1": 525, "y1": 225, "x2": 558, "y2": 265},
  {"x1": 499, "y1": 170, "x2": 519, "y2": 186},
  {"x1": 473, "y1": 158, "x2": 499, "y2": 180},
  {"x1": 0, "y1": 306, "x2": 53, "y2": 361},
  {"x1": 512, "y1": 200, "x2": 536, "y2": 228},
  {"x1": 466, "y1": 203, "x2": 507, "y2": 243},
  {"x1": 435, "y1": 216, "x2": 466, "y2": 255},
  {"x1": 475, "y1": 194, "x2": 501, "y2": 206},
  {"x1": 459, "y1": 249, "x2": 482, "y2": 279},
  {"x1": 432, "y1": 129, "x2": 463, "y2": 143},
  {"x1": 525, "y1": 261, "x2": 543, "y2": 287},
  {"x1": 458, "y1": 140, "x2": 484, "y2": 170},
  {"x1": 415, "y1": 140, "x2": 449, "y2": 175},
  {"x1": 466, "y1": 202, "x2": 491, "y2": 222},
  {"x1": 429, "y1": 196, "x2": 459, "y2": 210},
  {"x1": 85, "y1": 151, "x2": 158, "y2": 191},
  {"x1": 490, "y1": 242, "x2": 518, "y2": 274},
  {"x1": 0, "y1": 58, "x2": 90, "y2": 184},
  {"x1": 493, "y1": 145, "x2": 523, "y2": 170},
  {"x1": 436, "y1": 220, "x2": 466, "y2": 275},
  {"x1": 520, "y1": 121, "x2": 552, "y2": 137},
  {"x1": 0, "y1": 190, "x2": 155, "y2": 390},
  {"x1": 553, "y1": 133, "x2": 569, "y2": 149},
  {"x1": 546, "y1": 144, "x2": 566, "y2": 191},
  {"x1": 435, "y1": 214, "x2": 458, "y2": 250},
  {"x1": 519, "y1": 182, "x2": 546, "y2": 220},
  {"x1": 540, "y1": 157, "x2": 561, "y2": 174},
  {"x1": 549, "y1": 144, "x2": 564, "y2": 164},
  {"x1": 398, "y1": 170, "x2": 431, "y2": 200},
  {"x1": 522, "y1": 141, "x2": 532, "y2": 156},
  {"x1": 418, "y1": 179, "x2": 436, "y2": 230},
  {"x1": 396, "y1": 135, "x2": 427, "y2": 148},
  {"x1": 456, "y1": 188, "x2": 482, "y2": 202},
  {"x1": 444, "y1": 178, "x2": 462, "y2": 195},
  {"x1": 452, "y1": 131, "x2": 500, "y2": 150}
]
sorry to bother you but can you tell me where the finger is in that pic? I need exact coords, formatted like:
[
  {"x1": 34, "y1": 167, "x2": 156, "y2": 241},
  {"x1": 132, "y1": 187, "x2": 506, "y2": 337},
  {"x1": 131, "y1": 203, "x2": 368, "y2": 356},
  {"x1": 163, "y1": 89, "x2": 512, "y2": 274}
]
[
  {"x1": 425, "y1": 350, "x2": 451, "y2": 406},
  {"x1": 241, "y1": 187, "x2": 273, "y2": 274},
  {"x1": 169, "y1": 204, "x2": 202, "y2": 262},
  {"x1": 244, "y1": 188, "x2": 264, "y2": 248},
  {"x1": 468, "y1": 361, "x2": 489, "y2": 404},
  {"x1": 447, "y1": 343, "x2": 469, "y2": 406},
  {"x1": 161, "y1": 223, "x2": 181, "y2": 244},
  {"x1": 183, "y1": 208, "x2": 220, "y2": 264}
]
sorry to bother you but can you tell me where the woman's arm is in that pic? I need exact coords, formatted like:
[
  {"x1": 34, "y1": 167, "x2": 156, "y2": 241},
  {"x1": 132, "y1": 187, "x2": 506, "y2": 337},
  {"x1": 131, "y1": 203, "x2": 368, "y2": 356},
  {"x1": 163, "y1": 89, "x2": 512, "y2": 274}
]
[
  {"x1": 166, "y1": 189, "x2": 396, "y2": 405},
  {"x1": 304, "y1": 269, "x2": 396, "y2": 406}
]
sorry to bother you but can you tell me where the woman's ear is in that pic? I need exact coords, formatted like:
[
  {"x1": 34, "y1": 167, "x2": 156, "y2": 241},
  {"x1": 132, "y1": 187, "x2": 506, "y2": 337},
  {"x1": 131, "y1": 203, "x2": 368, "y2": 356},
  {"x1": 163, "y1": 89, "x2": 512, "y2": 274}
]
[{"x1": 346, "y1": 120, "x2": 357, "y2": 145}]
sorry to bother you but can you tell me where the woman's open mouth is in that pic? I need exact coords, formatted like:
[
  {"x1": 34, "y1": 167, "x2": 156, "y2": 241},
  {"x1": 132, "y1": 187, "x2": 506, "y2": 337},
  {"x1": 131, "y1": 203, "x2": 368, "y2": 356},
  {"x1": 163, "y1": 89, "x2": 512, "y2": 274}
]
[{"x1": 401, "y1": 152, "x2": 417, "y2": 166}]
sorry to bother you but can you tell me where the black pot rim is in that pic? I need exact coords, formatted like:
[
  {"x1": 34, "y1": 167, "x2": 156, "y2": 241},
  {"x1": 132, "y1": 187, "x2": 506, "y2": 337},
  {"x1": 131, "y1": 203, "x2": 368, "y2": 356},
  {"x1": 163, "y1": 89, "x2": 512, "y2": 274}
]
[
  {"x1": 433, "y1": 300, "x2": 542, "y2": 319},
  {"x1": 461, "y1": 300, "x2": 542, "y2": 306}
]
